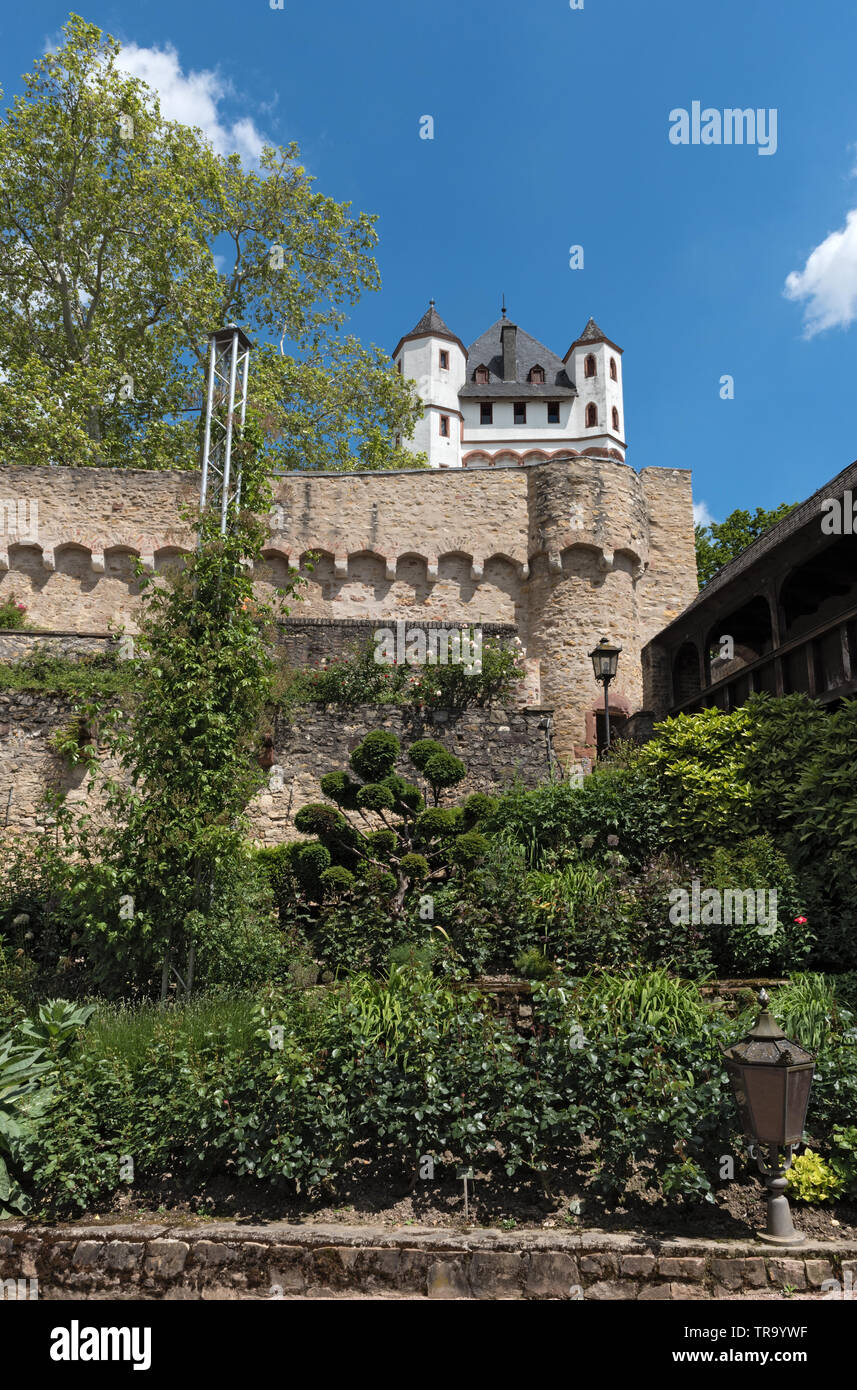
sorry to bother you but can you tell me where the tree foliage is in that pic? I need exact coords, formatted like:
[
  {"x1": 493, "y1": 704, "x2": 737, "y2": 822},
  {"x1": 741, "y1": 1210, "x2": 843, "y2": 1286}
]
[
  {"x1": 0, "y1": 14, "x2": 423, "y2": 470},
  {"x1": 695, "y1": 502, "x2": 797, "y2": 587}
]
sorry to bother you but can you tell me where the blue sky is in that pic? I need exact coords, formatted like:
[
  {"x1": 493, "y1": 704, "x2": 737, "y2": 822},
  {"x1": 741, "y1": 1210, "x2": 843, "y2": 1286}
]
[{"x1": 3, "y1": 1, "x2": 857, "y2": 525}]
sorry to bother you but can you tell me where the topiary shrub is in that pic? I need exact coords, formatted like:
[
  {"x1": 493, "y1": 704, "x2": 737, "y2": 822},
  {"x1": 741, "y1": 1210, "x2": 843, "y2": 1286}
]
[
  {"x1": 408, "y1": 739, "x2": 466, "y2": 805},
  {"x1": 399, "y1": 852, "x2": 429, "y2": 882},
  {"x1": 355, "y1": 783, "x2": 395, "y2": 813},
  {"x1": 350, "y1": 730, "x2": 400, "y2": 783},
  {"x1": 320, "y1": 865, "x2": 355, "y2": 898},
  {"x1": 365, "y1": 829, "x2": 397, "y2": 857}
]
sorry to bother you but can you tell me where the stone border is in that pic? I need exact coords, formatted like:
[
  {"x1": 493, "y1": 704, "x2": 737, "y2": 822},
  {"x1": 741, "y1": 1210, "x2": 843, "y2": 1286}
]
[{"x1": 2, "y1": 1223, "x2": 855, "y2": 1300}]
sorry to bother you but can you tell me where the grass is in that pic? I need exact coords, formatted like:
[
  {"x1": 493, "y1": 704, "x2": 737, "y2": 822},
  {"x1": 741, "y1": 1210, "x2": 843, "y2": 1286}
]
[
  {"x1": 0, "y1": 649, "x2": 138, "y2": 698},
  {"x1": 770, "y1": 972, "x2": 853, "y2": 1053},
  {"x1": 83, "y1": 994, "x2": 260, "y2": 1068},
  {"x1": 574, "y1": 967, "x2": 712, "y2": 1039}
]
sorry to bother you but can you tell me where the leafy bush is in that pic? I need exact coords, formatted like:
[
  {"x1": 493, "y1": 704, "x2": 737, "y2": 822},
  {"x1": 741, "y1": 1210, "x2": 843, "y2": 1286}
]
[
  {"x1": 280, "y1": 635, "x2": 523, "y2": 713},
  {"x1": 486, "y1": 761, "x2": 664, "y2": 869},
  {"x1": 698, "y1": 835, "x2": 814, "y2": 976},
  {"x1": 787, "y1": 1150, "x2": 844, "y2": 1203},
  {"x1": 514, "y1": 947, "x2": 555, "y2": 980}
]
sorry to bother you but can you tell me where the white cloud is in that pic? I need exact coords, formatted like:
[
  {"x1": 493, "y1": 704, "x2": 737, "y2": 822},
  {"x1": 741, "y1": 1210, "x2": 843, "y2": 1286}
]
[
  {"x1": 693, "y1": 500, "x2": 714, "y2": 528},
  {"x1": 115, "y1": 42, "x2": 267, "y2": 165},
  {"x1": 784, "y1": 206, "x2": 857, "y2": 337}
]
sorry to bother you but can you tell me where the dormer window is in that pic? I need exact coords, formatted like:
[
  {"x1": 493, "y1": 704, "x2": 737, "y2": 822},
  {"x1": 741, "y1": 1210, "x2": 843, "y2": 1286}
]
[
  {"x1": 584, "y1": 354, "x2": 597, "y2": 378},
  {"x1": 439, "y1": 349, "x2": 449, "y2": 370},
  {"x1": 609, "y1": 357, "x2": 617, "y2": 381},
  {"x1": 586, "y1": 403, "x2": 598, "y2": 428},
  {"x1": 475, "y1": 364, "x2": 489, "y2": 385},
  {"x1": 529, "y1": 365, "x2": 545, "y2": 384}
]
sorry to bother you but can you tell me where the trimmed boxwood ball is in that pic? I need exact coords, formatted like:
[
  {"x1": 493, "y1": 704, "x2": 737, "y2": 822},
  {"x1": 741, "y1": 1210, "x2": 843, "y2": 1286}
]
[
  {"x1": 447, "y1": 830, "x2": 490, "y2": 867},
  {"x1": 381, "y1": 774, "x2": 425, "y2": 813},
  {"x1": 365, "y1": 828, "x2": 398, "y2": 856},
  {"x1": 360, "y1": 863, "x2": 397, "y2": 896},
  {"x1": 461, "y1": 792, "x2": 497, "y2": 828},
  {"x1": 320, "y1": 865, "x2": 355, "y2": 897},
  {"x1": 294, "y1": 802, "x2": 348, "y2": 837},
  {"x1": 400, "y1": 852, "x2": 429, "y2": 881},
  {"x1": 423, "y1": 750, "x2": 466, "y2": 792},
  {"x1": 350, "y1": 730, "x2": 400, "y2": 783},
  {"x1": 356, "y1": 782, "x2": 395, "y2": 812},
  {"x1": 407, "y1": 738, "x2": 446, "y2": 772},
  {"x1": 319, "y1": 770, "x2": 358, "y2": 807},
  {"x1": 291, "y1": 840, "x2": 331, "y2": 893},
  {"x1": 415, "y1": 807, "x2": 460, "y2": 841}
]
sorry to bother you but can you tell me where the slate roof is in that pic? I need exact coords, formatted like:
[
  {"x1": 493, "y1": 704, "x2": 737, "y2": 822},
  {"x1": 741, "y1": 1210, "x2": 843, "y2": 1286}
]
[
  {"x1": 459, "y1": 317, "x2": 576, "y2": 399},
  {"x1": 565, "y1": 317, "x2": 624, "y2": 357},
  {"x1": 392, "y1": 303, "x2": 467, "y2": 359},
  {"x1": 651, "y1": 456, "x2": 857, "y2": 637}
]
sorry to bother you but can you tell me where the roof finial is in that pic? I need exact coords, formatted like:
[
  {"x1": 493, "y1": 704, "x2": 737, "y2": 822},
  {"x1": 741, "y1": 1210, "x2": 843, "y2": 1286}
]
[
  {"x1": 501, "y1": 293, "x2": 507, "y2": 319},
  {"x1": 429, "y1": 298, "x2": 435, "y2": 310}
]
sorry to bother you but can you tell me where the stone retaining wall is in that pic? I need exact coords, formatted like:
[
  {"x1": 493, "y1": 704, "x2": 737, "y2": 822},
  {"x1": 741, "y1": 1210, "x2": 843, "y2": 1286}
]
[
  {"x1": 0, "y1": 693, "x2": 555, "y2": 840},
  {"x1": 1, "y1": 1223, "x2": 853, "y2": 1300}
]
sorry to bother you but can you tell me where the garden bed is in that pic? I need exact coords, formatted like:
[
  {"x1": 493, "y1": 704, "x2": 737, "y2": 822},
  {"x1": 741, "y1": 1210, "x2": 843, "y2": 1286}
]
[{"x1": 62, "y1": 1164, "x2": 857, "y2": 1243}]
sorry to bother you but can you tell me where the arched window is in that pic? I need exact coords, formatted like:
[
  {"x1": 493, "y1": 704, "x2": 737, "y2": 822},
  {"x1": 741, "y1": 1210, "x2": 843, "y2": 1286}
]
[
  {"x1": 609, "y1": 357, "x2": 617, "y2": 381},
  {"x1": 584, "y1": 354, "x2": 597, "y2": 378},
  {"x1": 475, "y1": 364, "x2": 489, "y2": 385},
  {"x1": 529, "y1": 364, "x2": 545, "y2": 384},
  {"x1": 612, "y1": 407, "x2": 620, "y2": 431},
  {"x1": 586, "y1": 403, "x2": 598, "y2": 428}
]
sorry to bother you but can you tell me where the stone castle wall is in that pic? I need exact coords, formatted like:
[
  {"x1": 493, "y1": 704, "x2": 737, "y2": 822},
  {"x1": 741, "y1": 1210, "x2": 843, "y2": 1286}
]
[
  {"x1": 0, "y1": 458, "x2": 697, "y2": 761},
  {"x1": 0, "y1": 692, "x2": 553, "y2": 843}
]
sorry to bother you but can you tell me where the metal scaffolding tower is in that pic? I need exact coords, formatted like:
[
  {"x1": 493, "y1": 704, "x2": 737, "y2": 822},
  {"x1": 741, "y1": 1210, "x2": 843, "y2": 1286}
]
[{"x1": 199, "y1": 324, "x2": 253, "y2": 533}]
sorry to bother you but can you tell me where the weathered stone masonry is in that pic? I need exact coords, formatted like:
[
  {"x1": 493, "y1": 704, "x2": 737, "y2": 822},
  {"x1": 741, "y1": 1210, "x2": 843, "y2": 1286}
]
[
  {"x1": 0, "y1": 692, "x2": 553, "y2": 843},
  {"x1": 0, "y1": 457, "x2": 697, "y2": 763},
  {"x1": 1, "y1": 1222, "x2": 851, "y2": 1300}
]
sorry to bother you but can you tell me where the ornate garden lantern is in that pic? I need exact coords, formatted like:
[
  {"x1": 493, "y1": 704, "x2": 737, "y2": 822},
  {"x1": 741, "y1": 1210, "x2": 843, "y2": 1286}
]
[
  {"x1": 589, "y1": 636, "x2": 622, "y2": 751},
  {"x1": 722, "y1": 988, "x2": 816, "y2": 1245}
]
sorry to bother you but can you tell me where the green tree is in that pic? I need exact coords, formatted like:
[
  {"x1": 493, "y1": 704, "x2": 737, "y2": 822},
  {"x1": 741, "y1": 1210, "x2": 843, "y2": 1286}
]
[
  {"x1": 695, "y1": 502, "x2": 797, "y2": 587},
  {"x1": 61, "y1": 411, "x2": 298, "y2": 997},
  {"x1": 0, "y1": 14, "x2": 423, "y2": 470}
]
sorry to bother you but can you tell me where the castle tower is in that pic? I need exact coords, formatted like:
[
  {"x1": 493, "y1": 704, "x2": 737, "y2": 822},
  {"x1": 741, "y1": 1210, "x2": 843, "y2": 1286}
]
[
  {"x1": 563, "y1": 318, "x2": 625, "y2": 460},
  {"x1": 392, "y1": 303, "x2": 467, "y2": 468}
]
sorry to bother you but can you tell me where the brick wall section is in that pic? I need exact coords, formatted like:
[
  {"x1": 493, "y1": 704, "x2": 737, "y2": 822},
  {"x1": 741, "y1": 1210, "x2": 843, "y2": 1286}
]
[
  {"x1": 0, "y1": 1223, "x2": 852, "y2": 1300},
  {"x1": 0, "y1": 460, "x2": 698, "y2": 762},
  {"x1": 0, "y1": 693, "x2": 554, "y2": 842}
]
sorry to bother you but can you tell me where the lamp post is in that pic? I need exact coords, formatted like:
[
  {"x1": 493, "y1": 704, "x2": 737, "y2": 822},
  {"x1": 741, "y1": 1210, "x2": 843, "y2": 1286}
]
[
  {"x1": 722, "y1": 988, "x2": 816, "y2": 1245},
  {"x1": 589, "y1": 637, "x2": 622, "y2": 753}
]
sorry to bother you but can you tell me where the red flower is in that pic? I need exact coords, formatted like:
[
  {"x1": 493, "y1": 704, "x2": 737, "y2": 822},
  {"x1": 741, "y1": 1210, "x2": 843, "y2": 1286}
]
[{"x1": 794, "y1": 916, "x2": 808, "y2": 924}]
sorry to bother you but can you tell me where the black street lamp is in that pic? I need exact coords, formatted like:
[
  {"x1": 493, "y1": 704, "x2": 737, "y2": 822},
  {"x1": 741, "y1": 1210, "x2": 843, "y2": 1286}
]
[
  {"x1": 722, "y1": 988, "x2": 816, "y2": 1245},
  {"x1": 589, "y1": 637, "x2": 622, "y2": 753}
]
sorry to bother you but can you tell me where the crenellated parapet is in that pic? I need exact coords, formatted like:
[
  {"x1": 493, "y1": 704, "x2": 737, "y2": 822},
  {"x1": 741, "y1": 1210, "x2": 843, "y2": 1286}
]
[{"x1": 0, "y1": 458, "x2": 696, "y2": 761}]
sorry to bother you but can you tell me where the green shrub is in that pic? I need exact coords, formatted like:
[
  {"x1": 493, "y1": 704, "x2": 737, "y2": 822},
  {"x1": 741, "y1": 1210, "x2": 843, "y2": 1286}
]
[
  {"x1": 319, "y1": 866, "x2": 355, "y2": 898},
  {"x1": 699, "y1": 835, "x2": 814, "y2": 976},
  {"x1": 350, "y1": 731, "x2": 400, "y2": 783},
  {"x1": 786, "y1": 1150, "x2": 844, "y2": 1203},
  {"x1": 514, "y1": 947, "x2": 555, "y2": 981}
]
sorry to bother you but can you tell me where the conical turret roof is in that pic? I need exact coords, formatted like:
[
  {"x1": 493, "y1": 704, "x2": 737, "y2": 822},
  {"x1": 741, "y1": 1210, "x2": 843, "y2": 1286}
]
[{"x1": 392, "y1": 302, "x2": 467, "y2": 358}]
